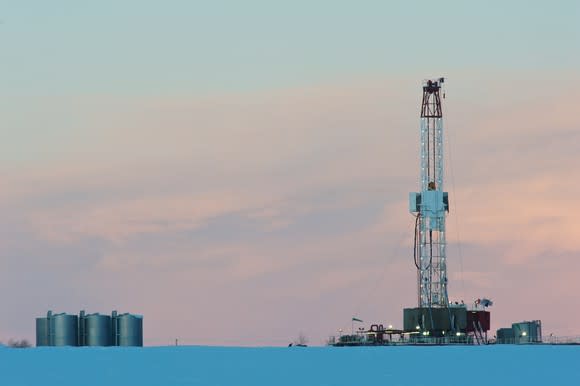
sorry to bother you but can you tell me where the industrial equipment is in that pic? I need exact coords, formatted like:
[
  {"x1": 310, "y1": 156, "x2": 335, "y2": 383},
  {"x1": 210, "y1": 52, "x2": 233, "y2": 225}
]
[
  {"x1": 404, "y1": 78, "x2": 490, "y2": 342},
  {"x1": 35, "y1": 310, "x2": 143, "y2": 347}
]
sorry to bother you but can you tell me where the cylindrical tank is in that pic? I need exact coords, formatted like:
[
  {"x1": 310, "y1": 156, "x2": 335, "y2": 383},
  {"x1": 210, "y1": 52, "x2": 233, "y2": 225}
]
[
  {"x1": 114, "y1": 313, "x2": 143, "y2": 347},
  {"x1": 84, "y1": 314, "x2": 112, "y2": 346},
  {"x1": 50, "y1": 313, "x2": 78, "y2": 346},
  {"x1": 36, "y1": 317, "x2": 49, "y2": 346}
]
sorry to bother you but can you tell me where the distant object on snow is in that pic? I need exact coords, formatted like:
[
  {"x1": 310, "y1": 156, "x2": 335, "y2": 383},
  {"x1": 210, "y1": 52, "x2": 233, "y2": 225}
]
[{"x1": 36, "y1": 310, "x2": 143, "y2": 347}]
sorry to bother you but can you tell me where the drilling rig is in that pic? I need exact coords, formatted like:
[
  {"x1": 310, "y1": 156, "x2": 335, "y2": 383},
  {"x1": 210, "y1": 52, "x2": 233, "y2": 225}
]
[
  {"x1": 404, "y1": 78, "x2": 490, "y2": 342},
  {"x1": 410, "y1": 77, "x2": 449, "y2": 309},
  {"x1": 330, "y1": 78, "x2": 494, "y2": 346}
]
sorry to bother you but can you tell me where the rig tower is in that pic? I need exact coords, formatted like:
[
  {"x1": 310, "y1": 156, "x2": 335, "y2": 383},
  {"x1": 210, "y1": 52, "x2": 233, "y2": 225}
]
[
  {"x1": 404, "y1": 78, "x2": 491, "y2": 341},
  {"x1": 330, "y1": 78, "x2": 492, "y2": 345},
  {"x1": 409, "y1": 77, "x2": 449, "y2": 308},
  {"x1": 404, "y1": 77, "x2": 458, "y2": 337}
]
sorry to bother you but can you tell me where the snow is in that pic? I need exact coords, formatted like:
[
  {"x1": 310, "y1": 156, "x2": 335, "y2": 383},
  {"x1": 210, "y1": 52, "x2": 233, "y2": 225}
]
[{"x1": 1, "y1": 345, "x2": 579, "y2": 385}]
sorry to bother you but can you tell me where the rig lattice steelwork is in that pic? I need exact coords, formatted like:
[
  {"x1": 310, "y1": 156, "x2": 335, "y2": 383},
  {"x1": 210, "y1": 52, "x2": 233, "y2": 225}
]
[{"x1": 410, "y1": 77, "x2": 449, "y2": 309}]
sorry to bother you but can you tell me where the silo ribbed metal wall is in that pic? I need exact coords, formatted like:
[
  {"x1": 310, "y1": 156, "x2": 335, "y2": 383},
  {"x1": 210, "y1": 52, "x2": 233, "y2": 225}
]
[
  {"x1": 115, "y1": 314, "x2": 143, "y2": 346},
  {"x1": 35, "y1": 318, "x2": 49, "y2": 346},
  {"x1": 50, "y1": 314, "x2": 78, "y2": 346},
  {"x1": 84, "y1": 314, "x2": 112, "y2": 346}
]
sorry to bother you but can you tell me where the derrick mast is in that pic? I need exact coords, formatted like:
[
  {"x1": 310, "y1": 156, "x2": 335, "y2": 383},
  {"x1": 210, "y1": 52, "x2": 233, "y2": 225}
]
[
  {"x1": 403, "y1": 78, "x2": 491, "y2": 341},
  {"x1": 409, "y1": 78, "x2": 449, "y2": 308}
]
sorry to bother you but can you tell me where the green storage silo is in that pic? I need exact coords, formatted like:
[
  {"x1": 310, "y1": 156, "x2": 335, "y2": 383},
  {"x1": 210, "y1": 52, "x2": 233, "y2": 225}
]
[
  {"x1": 49, "y1": 313, "x2": 78, "y2": 346},
  {"x1": 79, "y1": 312, "x2": 113, "y2": 346},
  {"x1": 35, "y1": 317, "x2": 49, "y2": 346},
  {"x1": 112, "y1": 311, "x2": 143, "y2": 347}
]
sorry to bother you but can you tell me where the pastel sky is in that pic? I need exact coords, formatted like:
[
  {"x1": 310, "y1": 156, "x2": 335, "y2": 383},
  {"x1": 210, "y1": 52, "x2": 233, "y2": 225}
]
[{"x1": 1, "y1": 1, "x2": 579, "y2": 345}]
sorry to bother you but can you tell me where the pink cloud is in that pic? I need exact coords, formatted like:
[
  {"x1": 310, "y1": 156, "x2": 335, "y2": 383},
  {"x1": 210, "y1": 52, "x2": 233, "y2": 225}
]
[{"x1": 2, "y1": 71, "x2": 580, "y2": 344}]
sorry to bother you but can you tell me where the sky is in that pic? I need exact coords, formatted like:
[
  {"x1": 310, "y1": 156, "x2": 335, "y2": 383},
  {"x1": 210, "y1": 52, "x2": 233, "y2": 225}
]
[{"x1": 0, "y1": 1, "x2": 579, "y2": 345}]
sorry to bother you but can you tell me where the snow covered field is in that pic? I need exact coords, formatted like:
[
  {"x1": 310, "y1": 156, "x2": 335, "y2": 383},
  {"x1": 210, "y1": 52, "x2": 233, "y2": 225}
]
[{"x1": 2, "y1": 345, "x2": 579, "y2": 386}]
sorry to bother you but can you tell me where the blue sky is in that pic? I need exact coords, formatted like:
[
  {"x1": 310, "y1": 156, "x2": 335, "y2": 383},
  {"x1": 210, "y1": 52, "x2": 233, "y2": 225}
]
[
  {"x1": 2, "y1": 0, "x2": 578, "y2": 165},
  {"x1": 2, "y1": 1, "x2": 578, "y2": 97}
]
